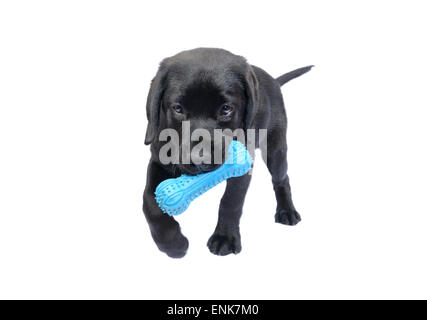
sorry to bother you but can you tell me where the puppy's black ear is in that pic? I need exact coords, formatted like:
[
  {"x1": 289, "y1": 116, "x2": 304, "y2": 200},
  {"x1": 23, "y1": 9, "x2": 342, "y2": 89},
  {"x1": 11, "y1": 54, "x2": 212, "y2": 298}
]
[
  {"x1": 144, "y1": 62, "x2": 168, "y2": 145},
  {"x1": 243, "y1": 65, "x2": 259, "y2": 130}
]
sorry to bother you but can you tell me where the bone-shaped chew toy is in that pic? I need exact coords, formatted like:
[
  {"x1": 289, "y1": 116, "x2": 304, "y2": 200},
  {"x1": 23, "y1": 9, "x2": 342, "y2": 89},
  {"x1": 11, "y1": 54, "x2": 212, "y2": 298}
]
[{"x1": 155, "y1": 140, "x2": 253, "y2": 216}]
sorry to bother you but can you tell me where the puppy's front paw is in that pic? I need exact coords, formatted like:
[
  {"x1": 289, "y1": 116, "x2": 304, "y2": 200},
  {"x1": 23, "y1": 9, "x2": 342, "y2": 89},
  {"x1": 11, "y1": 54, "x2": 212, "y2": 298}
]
[
  {"x1": 153, "y1": 229, "x2": 189, "y2": 259},
  {"x1": 275, "y1": 209, "x2": 301, "y2": 226},
  {"x1": 207, "y1": 232, "x2": 241, "y2": 256}
]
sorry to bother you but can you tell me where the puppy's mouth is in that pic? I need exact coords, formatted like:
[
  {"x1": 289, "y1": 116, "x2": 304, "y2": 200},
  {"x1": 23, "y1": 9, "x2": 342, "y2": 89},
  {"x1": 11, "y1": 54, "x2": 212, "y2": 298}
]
[{"x1": 179, "y1": 163, "x2": 221, "y2": 175}]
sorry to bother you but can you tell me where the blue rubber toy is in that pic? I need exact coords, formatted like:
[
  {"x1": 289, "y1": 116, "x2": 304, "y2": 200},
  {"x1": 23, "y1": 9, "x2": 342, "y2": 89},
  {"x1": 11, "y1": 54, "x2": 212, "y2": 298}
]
[{"x1": 155, "y1": 140, "x2": 253, "y2": 216}]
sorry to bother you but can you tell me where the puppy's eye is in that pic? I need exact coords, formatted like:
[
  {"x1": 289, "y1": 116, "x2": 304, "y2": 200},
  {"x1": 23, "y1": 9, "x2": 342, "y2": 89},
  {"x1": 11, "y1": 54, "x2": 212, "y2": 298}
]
[
  {"x1": 172, "y1": 105, "x2": 183, "y2": 114},
  {"x1": 220, "y1": 105, "x2": 233, "y2": 116}
]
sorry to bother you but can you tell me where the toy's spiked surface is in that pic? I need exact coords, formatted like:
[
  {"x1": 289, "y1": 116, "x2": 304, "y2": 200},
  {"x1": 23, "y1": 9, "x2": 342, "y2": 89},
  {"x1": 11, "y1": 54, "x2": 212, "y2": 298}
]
[{"x1": 155, "y1": 141, "x2": 253, "y2": 216}]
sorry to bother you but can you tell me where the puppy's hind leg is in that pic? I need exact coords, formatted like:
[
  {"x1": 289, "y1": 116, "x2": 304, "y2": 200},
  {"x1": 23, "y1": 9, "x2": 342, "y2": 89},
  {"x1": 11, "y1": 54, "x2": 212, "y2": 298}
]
[{"x1": 262, "y1": 128, "x2": 301, "y2": 226}]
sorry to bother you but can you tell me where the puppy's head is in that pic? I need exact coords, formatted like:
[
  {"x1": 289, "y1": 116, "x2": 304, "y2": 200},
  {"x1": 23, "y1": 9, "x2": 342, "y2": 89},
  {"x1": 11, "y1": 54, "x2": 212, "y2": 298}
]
[{"x1": 145, "y1": 48, "x2": 258, "y2": 175}]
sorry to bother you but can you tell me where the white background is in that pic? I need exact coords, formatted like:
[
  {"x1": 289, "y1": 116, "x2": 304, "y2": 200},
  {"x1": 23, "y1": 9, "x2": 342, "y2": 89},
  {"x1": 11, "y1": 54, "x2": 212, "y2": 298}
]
[{"x1": 1, "y1": 0, "x2": 426, "y2": 299}]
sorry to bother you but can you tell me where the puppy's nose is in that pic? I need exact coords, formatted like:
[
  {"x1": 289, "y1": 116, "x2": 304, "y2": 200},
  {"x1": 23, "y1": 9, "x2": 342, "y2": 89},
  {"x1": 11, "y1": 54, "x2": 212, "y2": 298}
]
[{"x1": 192, "y1": 147, "x2": 211, "y2": 160}]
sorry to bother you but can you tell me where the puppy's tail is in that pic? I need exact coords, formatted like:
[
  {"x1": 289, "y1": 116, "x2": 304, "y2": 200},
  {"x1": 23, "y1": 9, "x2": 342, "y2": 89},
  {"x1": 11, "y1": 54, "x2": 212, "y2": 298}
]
[{"x1": 276, "y1": 65, "x2": 314, "y2": 86}]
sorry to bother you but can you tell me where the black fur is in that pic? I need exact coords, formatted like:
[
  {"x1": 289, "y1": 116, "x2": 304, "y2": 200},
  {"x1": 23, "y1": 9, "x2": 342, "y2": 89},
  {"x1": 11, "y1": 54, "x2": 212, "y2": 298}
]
[{"x1": 143, "y1": 48, "x2": 312, "y2": 258}]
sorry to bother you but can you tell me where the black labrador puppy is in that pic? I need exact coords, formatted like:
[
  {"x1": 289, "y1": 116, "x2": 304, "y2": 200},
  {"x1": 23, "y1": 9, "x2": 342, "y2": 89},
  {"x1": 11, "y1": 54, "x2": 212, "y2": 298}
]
[{"x1": 143, "y1": 48, "x2": 312, "y2": 258}]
